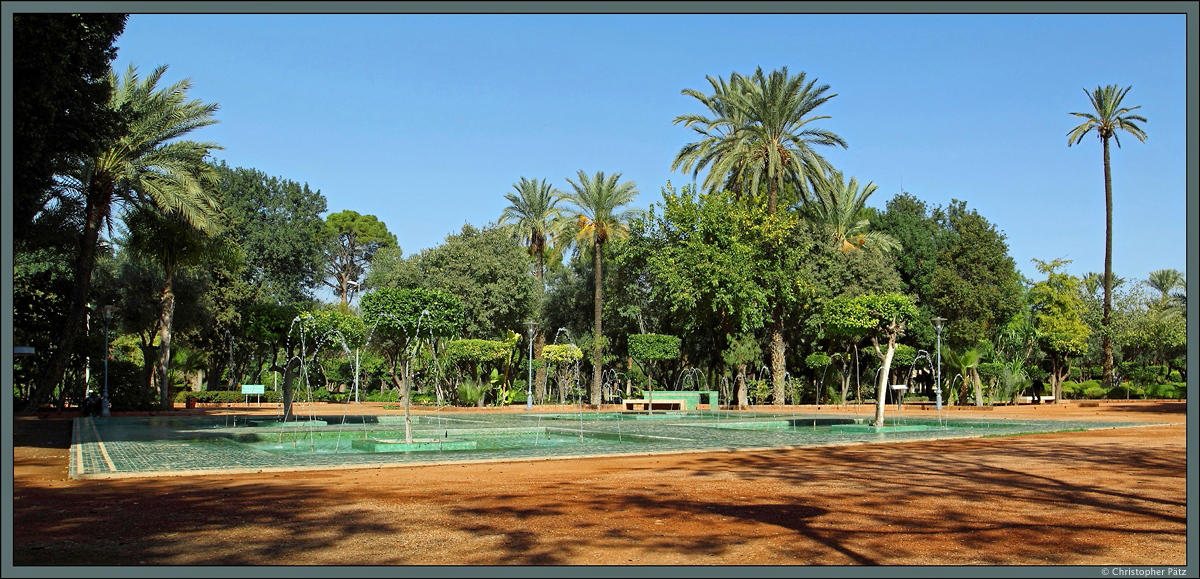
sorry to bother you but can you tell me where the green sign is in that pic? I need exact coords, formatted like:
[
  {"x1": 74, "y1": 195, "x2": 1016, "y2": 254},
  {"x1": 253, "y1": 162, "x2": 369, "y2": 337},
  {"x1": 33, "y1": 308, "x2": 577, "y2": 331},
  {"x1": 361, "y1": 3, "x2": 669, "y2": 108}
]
[{"x1": 241, "y1": 384, "x2": 265, "y2": 395}]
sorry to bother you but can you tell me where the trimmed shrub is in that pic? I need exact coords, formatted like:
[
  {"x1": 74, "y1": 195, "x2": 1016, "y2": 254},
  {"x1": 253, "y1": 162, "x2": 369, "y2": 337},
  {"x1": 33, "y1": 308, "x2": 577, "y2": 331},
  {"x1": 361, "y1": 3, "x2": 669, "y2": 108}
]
[
  {"x1": 805, "y1": 352, "x2": 831, "y2": 369},
  {"x1": 628, "y1": 334, "x2": 681, "y2": 362},
  {"x1": 1060, "y1": 381, "x2": 1079, "y2": 397}
]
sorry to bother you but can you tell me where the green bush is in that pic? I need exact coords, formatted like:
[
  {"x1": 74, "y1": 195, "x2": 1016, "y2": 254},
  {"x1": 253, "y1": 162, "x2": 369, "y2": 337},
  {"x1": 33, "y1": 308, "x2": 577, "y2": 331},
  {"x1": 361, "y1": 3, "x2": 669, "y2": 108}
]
[
  {"x1": 1144, "y1": 382, "x2": 1178, "y2": 400},
  {"x1": 457, "y1": 380, "x2": 487, "y2": 407},
  {"x1": 1060, "y1": 381, "x2": 1079, "y2": 397},
  {"x1": 628, "y1": 334, "x2": 681, "y2": 362},
  {"x1": 805, "y1": 352, "x2": 831, "y2": 369},
  {"x1": 1108, "y1": 384, "x2": 1145, "y2": 399}
]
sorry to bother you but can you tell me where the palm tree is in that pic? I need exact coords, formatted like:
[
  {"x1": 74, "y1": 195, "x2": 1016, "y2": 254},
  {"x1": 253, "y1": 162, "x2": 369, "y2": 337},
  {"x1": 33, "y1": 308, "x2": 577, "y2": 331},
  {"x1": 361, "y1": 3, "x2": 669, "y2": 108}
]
[
  {"x1": 1067, "y1": 84, "x2": 1147, "y2": 393},
  {"x1": 29, "y1": 64, "x2": 222, "y2": 410},
  {"x1": 120, "y1": 203, "x2": 232, "y2": 410},
  {"x1": 561, "y1": 170, "x2": 641, "y2": 406},
  {"x1": 499, "y1": 177, "x2": 567, "y2": 283},
  {"x1": 1146, "y1": 268, "x2": 1185, "y2": 307},
  {"x1": 942, "y1": 347, "x2": 983, "y2": 406},
  {"x1": 671, "y1": 74, "x2": 753, "y2": 197},
  {"x1": 672, "y1": 66, "x2": 847, "y2": 214},
  {"x1": 498, "y1": 177, "x2": 568, "y2": 404},
  {"x1": 802, "y1": 169, "x2": 900, "y2": 254}
]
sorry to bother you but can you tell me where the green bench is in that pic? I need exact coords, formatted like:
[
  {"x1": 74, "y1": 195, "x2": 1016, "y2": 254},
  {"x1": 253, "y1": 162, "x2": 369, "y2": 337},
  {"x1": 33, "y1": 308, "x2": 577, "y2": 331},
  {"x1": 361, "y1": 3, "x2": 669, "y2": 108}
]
[{"x1": 623, "y1": 390, "x2": 719, "y2": 412}]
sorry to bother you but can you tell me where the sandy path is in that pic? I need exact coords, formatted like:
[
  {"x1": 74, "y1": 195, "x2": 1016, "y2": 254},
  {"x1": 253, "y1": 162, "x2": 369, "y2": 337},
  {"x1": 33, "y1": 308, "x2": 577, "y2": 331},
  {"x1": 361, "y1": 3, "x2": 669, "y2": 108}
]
[{"x1": 10, "y1": 401, "x2": 1188, "y2": 566}]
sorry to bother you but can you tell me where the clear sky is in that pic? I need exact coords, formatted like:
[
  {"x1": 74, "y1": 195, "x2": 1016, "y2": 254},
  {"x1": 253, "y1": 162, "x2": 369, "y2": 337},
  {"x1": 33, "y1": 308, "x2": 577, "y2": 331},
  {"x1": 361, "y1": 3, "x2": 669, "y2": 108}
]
[{"x1": 107, "y1": 9, "x2": 1191, "y2": 290}]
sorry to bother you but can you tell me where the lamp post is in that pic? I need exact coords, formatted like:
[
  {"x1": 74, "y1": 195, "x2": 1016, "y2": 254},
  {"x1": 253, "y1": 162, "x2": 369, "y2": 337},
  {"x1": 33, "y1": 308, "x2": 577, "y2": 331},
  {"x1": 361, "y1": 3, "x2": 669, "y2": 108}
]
[
  {"x1": 526, "y1": 321, "x2": 534, "y2": 410},
  {"x1": 100, "y1": 305, "x2": 118, "y2": 417},
  {"x1": 931, "y1": 316, "x2": 946, "y2": 411}
]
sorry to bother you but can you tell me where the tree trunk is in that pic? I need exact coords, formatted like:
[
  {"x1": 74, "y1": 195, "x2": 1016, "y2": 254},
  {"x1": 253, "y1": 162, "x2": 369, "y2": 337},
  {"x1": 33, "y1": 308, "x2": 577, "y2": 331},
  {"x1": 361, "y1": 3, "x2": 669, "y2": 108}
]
[
  {"x1": 279, "y1": 357, "x2": 300, "y2": 420},
  {"x1": 590, "y1": 242, "x2": 604, "y2": 406},
  {"x1": 971, "y1": 366, "x2": 984, "y2": 407},
  {"x1": 155, "y1": 271, "x2": 177, "y2": 410},
  {"x1": 736, "y1": 363, "x2": 749, "y2": 409},
  {"x1": 533, "y1": 329, "x2": 546, "y2": 404},
  {"x1": 770, "y1": 317, "x2": 786, "y2": 405},
  {"x1": 29, "y1": 180, "x2": 112, "y2": 410},
  {"x1": 872, "y1": 334, "x2": 897, "y2": 426},
  {"x1": 1101, "y1": 135, "x2": 1115, "y2": 393}
]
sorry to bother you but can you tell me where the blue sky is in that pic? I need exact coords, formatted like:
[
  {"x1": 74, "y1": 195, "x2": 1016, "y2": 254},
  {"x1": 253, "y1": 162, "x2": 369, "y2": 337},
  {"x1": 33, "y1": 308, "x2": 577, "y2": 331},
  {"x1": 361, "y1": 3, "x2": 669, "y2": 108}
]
[{"x1": 108, "y1": 11, "x2": 1190, "y2": 291}]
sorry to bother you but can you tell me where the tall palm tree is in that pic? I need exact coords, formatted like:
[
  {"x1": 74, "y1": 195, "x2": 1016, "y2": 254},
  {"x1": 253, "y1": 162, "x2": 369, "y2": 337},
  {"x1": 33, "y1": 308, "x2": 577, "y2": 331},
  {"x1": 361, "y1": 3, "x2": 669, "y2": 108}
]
[
  {"x1": 498, "y1": 177, "x2": 567, "y2": 404},
  {"x1": 672, "y1": 66, "x2": 847, "y2": 214},
  {"x1": 498, "y1": 177, "x2": 567, "y2": 283},
  {"x1": 671, "y1": 74, "x2": 754, "y2": 197},
  {"x1": 29, "y1": 64, "x2": 222, "y2": 410},
  {"x1": 561, "y1": 170, "x2": 641, "y2": 406},
  {"x1": 802, "y1": 169, "x2": 900, "y2": 254},
  {"x1": 1067, "y1": 84, "x2": 1148, "y2": 393}
]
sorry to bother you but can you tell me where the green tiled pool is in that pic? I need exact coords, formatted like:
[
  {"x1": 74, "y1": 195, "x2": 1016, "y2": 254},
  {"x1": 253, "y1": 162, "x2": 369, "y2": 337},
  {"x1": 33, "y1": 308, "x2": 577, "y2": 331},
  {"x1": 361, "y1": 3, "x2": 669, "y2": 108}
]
[{"x1": 69, "y1": 410, "x2": 1150, "y2": 479}]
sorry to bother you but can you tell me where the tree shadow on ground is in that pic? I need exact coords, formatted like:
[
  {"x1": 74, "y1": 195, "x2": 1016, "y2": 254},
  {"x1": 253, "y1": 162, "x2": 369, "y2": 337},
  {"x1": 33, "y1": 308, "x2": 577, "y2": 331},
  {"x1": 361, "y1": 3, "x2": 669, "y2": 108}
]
[{"x1": 12, "y1": 418, "x2": 1186, "y2": 565}]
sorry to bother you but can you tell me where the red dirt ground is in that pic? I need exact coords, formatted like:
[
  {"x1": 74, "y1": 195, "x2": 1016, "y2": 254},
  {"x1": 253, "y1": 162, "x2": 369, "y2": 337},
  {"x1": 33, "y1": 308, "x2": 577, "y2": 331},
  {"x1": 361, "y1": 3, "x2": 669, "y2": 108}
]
[{"x1": 10, "y1": 401, "x2": 1188, "y2": 566}]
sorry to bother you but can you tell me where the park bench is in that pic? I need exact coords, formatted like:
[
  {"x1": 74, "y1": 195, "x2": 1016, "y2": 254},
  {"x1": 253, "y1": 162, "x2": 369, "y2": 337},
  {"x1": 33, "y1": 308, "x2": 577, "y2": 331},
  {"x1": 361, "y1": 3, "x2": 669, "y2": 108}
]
[
  {"x1": 1017, "y1": 395, "x2": 1055, "y2": 404},
  {"x1": 623, "y1": 399, "x2": 683, "y2": 411}
]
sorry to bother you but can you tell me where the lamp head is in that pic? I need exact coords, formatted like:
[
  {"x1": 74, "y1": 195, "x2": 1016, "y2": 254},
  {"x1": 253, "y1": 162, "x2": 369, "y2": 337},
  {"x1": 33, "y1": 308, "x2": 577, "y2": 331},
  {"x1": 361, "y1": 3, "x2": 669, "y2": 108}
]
[
  {"x1": 100, "y1": 305, "x2": 119, "y2": 321},
  {"x1": 931, "y1": 316, "x2": 946, "y2": 331}
]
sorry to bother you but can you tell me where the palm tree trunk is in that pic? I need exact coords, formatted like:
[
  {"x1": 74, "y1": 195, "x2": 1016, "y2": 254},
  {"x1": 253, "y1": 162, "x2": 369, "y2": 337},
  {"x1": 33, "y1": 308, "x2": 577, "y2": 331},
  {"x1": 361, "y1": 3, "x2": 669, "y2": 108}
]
[
  {"x1": 29, "y1": 180, "x2": 113, "y2": 411},
  {"x1": 591, "y1": 242, "x2": 604, "y2": 406},
  {"x1": 770, "y1": 316, "x2": 786, "y2": 405},
  {"x1": 155, "y1": 271, "x2": 177, "y2": 410},
  {"x1": 534, "y1": 249, "x2": 547, "y2": 404},
  {"x1": 971, "y1": 367, "x2": 984, "y2": 407},
  {"x1": 1101, "y1": 136, "x2": 1115, "y2": 393}
]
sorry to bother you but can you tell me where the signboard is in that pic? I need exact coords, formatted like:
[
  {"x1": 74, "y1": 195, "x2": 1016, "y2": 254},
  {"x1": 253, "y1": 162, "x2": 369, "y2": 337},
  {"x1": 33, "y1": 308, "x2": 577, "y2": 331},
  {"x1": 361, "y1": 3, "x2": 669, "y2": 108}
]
[{"x1": 241, "y1": 384, "x2": 265, "y2": 395}]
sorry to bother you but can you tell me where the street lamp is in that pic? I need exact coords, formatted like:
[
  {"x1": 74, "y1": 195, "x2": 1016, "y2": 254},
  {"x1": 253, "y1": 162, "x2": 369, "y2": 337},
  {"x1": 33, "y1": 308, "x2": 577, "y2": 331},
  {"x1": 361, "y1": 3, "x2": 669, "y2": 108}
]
[
  {"x1": 931, "y1": 316, "x2": 946, "y2": 411},
  {"x1": 526, "y1": 321, "x2": 535, "y2": 410},
  {"x1": 99, "y1": 305, "x2": 118, "y2": 417}
]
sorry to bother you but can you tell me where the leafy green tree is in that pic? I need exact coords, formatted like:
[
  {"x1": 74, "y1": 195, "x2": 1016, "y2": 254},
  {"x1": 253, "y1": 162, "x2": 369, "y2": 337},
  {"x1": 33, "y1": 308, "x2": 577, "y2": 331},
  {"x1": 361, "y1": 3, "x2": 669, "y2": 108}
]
[
  {"x1": 672, "y1": 67, "x2": 847, "y2": 214},
  {"x1": 543, "y1": 343, "x2": 584, "y2": 403},
  {"x1": 198, "y1": 161, "x2": 327, "y2": 391},
  {"x1": 1067, "y1": 84, "x2": 1148, "y2": 392},
  {"x1": 561, "y1": 170, "x2": 642, "y2": 405},
  {"x1": 215, "y1": 161, "x2": 328, "y2": 305},
  {"x1": 927, "y1": 200, "x2": 1024, "y2": 352},
  {"x1": 322, "y1": 210, "x2": 397, "y2": 309},
  {"x1": 29, "y1": 64, "x2": 223, "y2": 410},
  {"x1": 801, "y1": 169, "x2": 899, "y2": 254},
  {"x1": 292, "y1": 308, "x2": 368, "y2": 400},
  {"x1": 13, "y1": 13, "x2": 127, "y2": 242},
  {"x1": 632, "y1": 185, "x2": 821, "y2": 407},
  {"x1": 628, "y1": 333, "x2": 681, "y2": 413},
  {"x1": 1117, "y1": 281, "x2": 1185, "y2": 380},
  {"x1": 822, "y1": 293, "x2": 918, "y2": 425},
  {"x1": 361, "y1": 288, "x2": 464, "y2": 441},
  {"x1": 1029, "y1": 258, "x2": 1091, "y2": 401},
  {"x1": 372, "y1": 224, "x2": 536, "y2": 340}
]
